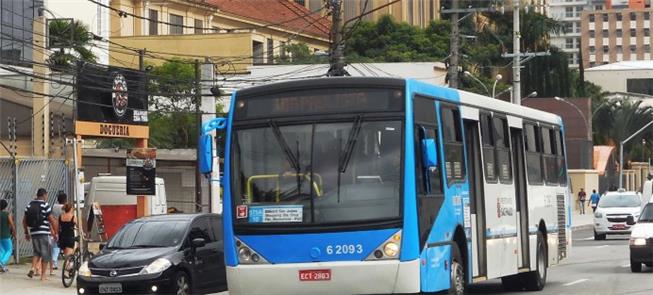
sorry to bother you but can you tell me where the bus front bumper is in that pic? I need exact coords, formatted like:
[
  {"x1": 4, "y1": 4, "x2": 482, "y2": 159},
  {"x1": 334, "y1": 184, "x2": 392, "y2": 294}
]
[{"x1": 226, "y1": 259, "x2": 420, "y2": 295}]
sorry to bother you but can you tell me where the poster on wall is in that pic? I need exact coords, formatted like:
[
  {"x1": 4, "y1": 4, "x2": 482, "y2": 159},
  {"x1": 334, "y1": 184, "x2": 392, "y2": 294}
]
[
  {"x1": 77, "y1": 63, "x2": 148, "y2": 125},
  {"x1": 126, "y1": 148, "x2": 156, "y2": 195}
]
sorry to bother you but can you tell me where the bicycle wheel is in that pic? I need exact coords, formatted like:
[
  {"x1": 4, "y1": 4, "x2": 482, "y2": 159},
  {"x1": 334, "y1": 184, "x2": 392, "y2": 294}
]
[{"x1": 61, "y1": 255, "x2": 77, "y2": 288}]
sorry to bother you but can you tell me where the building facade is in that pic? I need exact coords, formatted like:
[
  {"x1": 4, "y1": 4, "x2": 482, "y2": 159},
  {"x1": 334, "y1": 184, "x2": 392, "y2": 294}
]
[
  {"x1": 109, "y1": 0, "x2": 331, "y2": 69},
  {"x1": 581, "y1": 8, "x2": 653, "y2": 68}
]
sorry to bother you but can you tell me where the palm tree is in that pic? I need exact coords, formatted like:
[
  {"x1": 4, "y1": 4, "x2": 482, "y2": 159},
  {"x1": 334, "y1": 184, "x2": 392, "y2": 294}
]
[{"x1": 47, "y1": 19, "x2": 96, "y2": 71}]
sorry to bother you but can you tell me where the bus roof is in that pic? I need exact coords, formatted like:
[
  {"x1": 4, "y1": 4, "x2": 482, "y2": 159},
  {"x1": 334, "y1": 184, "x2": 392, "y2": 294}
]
[{"x1": 457, "y1": 89, "x2": 562, "y2": 126}]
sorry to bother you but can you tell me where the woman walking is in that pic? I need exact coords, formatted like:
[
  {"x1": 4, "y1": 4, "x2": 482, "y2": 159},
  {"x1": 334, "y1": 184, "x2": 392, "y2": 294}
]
[
  {"x1": 0, "y1": 199, "x2": 16, "y2": 273},
  {"x1": 58, "y1": 203, "x2": 76, "y2": 257}
]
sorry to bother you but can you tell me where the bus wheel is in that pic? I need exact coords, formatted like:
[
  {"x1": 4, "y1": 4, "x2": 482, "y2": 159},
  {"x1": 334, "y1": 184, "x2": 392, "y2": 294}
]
[
  {"x1": 523, "y1": 231, "x2": 547, "y2": 291},
  {"x1": 449, "y1": 244, "x2": 465, "y2": 295},
  {"x1": 501, "y1": 274, "x2": 524, "y2": 291}
]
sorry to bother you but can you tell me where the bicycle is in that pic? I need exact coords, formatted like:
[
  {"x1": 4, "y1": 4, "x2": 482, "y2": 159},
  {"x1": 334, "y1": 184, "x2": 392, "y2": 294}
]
[{"x1": 61, "y1": 236, "x2": 94, "y2": 288}]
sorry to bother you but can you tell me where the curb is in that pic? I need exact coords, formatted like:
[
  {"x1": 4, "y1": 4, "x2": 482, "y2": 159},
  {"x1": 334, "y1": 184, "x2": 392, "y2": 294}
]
[{"x1": 571, "y1": 224, "x2": 594, "y2": 231}]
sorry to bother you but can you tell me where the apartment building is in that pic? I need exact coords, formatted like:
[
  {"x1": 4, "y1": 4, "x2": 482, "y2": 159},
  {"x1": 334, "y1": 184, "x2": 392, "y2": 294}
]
[
  {"x1": 548, "y1": 0, "x2": 606, "y2": 68},
  {"x1": 581, "y1": 8, "x2": 653, "y2": 68}
]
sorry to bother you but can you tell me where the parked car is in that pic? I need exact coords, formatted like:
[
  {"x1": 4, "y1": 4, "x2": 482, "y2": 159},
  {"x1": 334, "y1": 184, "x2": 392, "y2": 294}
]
[
  {"x1": 593, "y1": 190, "x2": 642, "y2": 240},
  {"x1": 77, "y1": 213, "x2": 226, "y2": 295},
  {"x1": 628, "y1": 200, "x2": 653, "y2": 272}
]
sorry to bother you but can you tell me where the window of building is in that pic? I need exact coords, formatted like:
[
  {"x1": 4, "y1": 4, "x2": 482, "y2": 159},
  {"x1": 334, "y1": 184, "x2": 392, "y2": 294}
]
[
  {"x1": 148, "y1": 9, "x2": 158, "y2": 35},
  {"x1": 267, "y1": 38, "x2": 274, "y2": 64},
  {"x1": 170, "y1": 14, "x2": 184, "y2": 35},
  {"x1": 602, "y1": 30, "x2": 609, "y2": 38},
  {"x1": 630, "y1": 12, "x2": 637, "y2": 20},
  {"x1": 565, "y1": 38, "x2": 574, "y2": 49},
  {"x1": 646, "y1": 13, "x2": 650, "y2": 21},
  {"x1": 194, "y1": 19, "x2": 203, "y2": 34},
  {"x1": 280, "y1": 41, "x2": 287, "y2": 60},
  {"x1": 589, "y1": 46, "x2": 595, "y2": 53},
  {"x1": 589, "y1": 14, "x2": 595, "y2": 22},
  {"x1": 294, "y1": 0, "x2": 306, "y2": 5},
  {"x1": 630, "y1": 45, "x2": 637, "y2": 53},
  {"x1": 576, "y1": 23, "x2": 581, "y2": 33},
  {"x1": 645, "y1": 44, "x2": 651, "y2": 52},
  {"x1": 617, "y1": 29, "x2": 623, "y2": 37},
  {"x1": 617, "y1": 13, "x2": 623, "y2": 21},
  {"x1": 603, "y1": 45, "x2": 609, "y2": 53},
  {"x1": 631, "y1": 28, "x2": 637, "y2": 37},
  {"x1": 564, "y1": 23, "x2": 573, "y2": 33},
  {"x1": 524, "y1": 123, "x2": 543, "y2": 185},
  {"x1": 628, "y1": 78, "x2": 653, "y2": 95},
  {"x1": 590, "y1": 61, "x2": 596, "y2": 67},
  {"x1": 645, "y1": 28, "x2": 650, "y2": 37},
  {"x1": 575, "y1": 6, "x2": 582, "y2": 17},
  {"x1": 566, "y1": 7, "x2": 574, "y2": 18},
  {"x1": 617, "y1": 45, "x2": 623, "y2": 54},
  {"x1": 602, "y1": 14, "x2": 609, "y2": 22},
  {"x1": 440, "y1": 105, "x2": 466, "y2": 184},
  {"x1": 253, "y1": 41, "x2": 264, "y2": 64},
  {"x1": 590, "y1": 30, "x2": 595, "y2": 38}
]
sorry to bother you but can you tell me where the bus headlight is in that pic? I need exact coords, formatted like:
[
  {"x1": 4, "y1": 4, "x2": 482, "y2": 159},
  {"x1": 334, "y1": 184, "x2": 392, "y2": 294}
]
[
  {"x1": 630, "y1": 238, "x2": 646, "y2": 246},
  {"x1": 238, "y1": 247, "x2": 252, "y2": 262},
  {"x1": 383, "y1": 242, "x2": 399, "y2": 257},
  {"x1": 235, "y1": 238, "x2": 268, "y2": 264}
]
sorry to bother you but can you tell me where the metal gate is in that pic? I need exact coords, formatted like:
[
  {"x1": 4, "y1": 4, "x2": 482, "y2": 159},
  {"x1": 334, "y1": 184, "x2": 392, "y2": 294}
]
[{"x1": 0, "y1": 158, "x2": 69, "y2": 260}]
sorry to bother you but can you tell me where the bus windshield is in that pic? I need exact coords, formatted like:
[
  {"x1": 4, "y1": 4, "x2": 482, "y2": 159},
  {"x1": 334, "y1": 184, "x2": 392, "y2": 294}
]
[{"x1": 232, "y1": 119, "x2": 402, "y2": 229}]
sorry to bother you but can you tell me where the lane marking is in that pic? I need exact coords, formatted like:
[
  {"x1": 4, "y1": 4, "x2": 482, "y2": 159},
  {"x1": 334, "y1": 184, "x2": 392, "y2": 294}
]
[
  {"x1": 593, "y1": 245, "x2": 609, "y2": 249},
  {"x1": 564, "y1": 279, "x2": 589, "y2": 286},
  {"x1": 621, "y1": 264, "x2": 630, "y2": 268}
]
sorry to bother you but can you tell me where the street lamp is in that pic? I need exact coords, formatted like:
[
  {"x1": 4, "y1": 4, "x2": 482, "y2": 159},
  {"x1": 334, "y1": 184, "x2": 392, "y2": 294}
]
[
  {"x1": 463, "y1": 71, "x2": 490, "y2": 96},
  {"x1": 524, "y1": 91, "x2": 538, "y2": 100},
  {"x1": 619, "y1": 120, "x2": 653, "y2": 189},
  {"x1": 492, "y1": 74, "x2": 502, "y2": 98}
]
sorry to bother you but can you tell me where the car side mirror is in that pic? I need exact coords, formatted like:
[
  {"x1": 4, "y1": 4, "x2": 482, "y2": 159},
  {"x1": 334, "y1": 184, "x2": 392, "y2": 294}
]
[
  {"x1": 421, "y1": 138, "x2": 438, "y2": 170},
  {"x1": 626, "y1": 215, "x2": 636, "y2": 226},
  {"x1": 192, "y1": 237, "x2": 206, "y2": 248},
  {"x1": 99, "y1": 243, "x2": 106, "y2": 251}
]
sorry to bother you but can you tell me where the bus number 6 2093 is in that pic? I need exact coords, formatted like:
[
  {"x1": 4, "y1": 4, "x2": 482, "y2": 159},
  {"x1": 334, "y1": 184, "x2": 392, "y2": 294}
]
[{"x1": 326, "y1": 244, "x2": 364, "y2": 255}]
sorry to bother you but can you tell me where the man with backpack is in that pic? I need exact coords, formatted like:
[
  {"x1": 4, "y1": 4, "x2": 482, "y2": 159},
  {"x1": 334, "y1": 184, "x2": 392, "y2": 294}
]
[{"x1": 22, "y1": 188, "x2": 58, "y2": 281}]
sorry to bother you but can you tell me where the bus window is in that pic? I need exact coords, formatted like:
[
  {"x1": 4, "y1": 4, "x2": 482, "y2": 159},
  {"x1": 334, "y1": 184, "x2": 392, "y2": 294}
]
[
  {"x1": 480, "y1": 113, "x2": 497, "y2": 182},
  {"x1": 416, "y1": 126, "x2": 443, "y2": 195},
  {"x1": 441, "y1": 105, "x2": 466, "y2": 184},
  {"x1": 555, "y1": 129, "x2": 567, "y2": 184},
  {"x1": 524, "y1": 123, "x2": 543, "y2": 185},
  {"x1": 542, "y1": 127, "x2": 558, "y2": 185},
  {"x1": 493, "y1": 116, "x2": 512, "y2": 183}
]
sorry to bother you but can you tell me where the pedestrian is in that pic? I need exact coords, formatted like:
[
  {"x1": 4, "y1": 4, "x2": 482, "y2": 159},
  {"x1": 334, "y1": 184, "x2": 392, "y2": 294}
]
[
  {"x1": 578, "y1": 188, "x2": 587, "y2": 215},
  {"x1": 590, "y1": 189, "x2": 601, "y2": 213},
  {"x1": 0, "y1": 199, "x2": 16, "y2": 273},
  {"x1": 50, "y1": 191, "x2": 66, "y2": 273},
  {"x1": 22, "y1": 188, "x2": 58, "y2": 281},
  {"x1": 58, "y1": 203, "x2": 76, "y2": 258}
]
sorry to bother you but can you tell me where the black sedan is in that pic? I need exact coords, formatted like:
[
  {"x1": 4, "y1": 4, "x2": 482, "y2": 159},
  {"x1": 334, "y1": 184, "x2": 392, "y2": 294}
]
[{"x1": 77, "y1": 213, "x2": 227, "y2": 295}]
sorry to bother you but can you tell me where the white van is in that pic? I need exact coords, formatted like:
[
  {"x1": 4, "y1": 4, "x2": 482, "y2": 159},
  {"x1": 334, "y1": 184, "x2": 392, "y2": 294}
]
[
  {"x1": 84, "y1": 176, "x2": 167, "y2": 238},
  {"x1": 642, "y1": 179, "x2": 653, "y2": 206}
]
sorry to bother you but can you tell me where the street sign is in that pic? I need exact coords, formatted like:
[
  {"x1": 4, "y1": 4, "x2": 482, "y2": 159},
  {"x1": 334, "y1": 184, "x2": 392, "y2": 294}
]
[{"x1": 126, "y1": 148, "x2": 156, "y2": 195}]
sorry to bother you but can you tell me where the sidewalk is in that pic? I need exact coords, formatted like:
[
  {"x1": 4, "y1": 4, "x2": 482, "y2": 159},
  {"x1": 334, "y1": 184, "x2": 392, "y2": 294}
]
[
  {"x1": 0, "y1": 262, "x2": 74, "y2": 295},
  {"x1": 571, "y1": 210, "x2": 594, "y2": 231}
]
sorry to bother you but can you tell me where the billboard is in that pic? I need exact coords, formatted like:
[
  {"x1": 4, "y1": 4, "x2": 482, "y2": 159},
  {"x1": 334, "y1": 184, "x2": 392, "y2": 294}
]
[
  {"x1": 77, "y1": 63, "x2": 148, "y2": 126},
  {"x1": 126, "y1": 148, "x2": 156, "y2": 195}
]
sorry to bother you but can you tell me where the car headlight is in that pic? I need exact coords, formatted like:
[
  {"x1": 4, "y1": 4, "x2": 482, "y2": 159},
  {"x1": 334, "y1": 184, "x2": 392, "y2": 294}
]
[
  {"x1": 78, "y1": 261, "x2": 92, "y2": 277},
  {"x1": 594, "y1": 212, "x2": 603, "y2": 218},
  {"x1": 383, "y1": 242, "x2": 400, "y2": 257},
  {"x1": 139, "y1": 258, "x2": 171, "y2": 275},
  {"x1": 630, "y1": 238, "x2": 647, "y2": 246}
]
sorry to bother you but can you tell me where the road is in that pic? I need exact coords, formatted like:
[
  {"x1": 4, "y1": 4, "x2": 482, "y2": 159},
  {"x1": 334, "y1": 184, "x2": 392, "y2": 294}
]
[
  {"x1": 469, "y1": 227, "x2": 653, "y2": 295},
  {"x1": 1, "y1": 227, "x2": 649, "y2": 295}
]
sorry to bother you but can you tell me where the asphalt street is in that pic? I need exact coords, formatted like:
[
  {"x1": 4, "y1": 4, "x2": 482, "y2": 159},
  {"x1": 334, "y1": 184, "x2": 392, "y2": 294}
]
[{"x1": 468, "y1": 227, "x2": 653, "y2": 295}]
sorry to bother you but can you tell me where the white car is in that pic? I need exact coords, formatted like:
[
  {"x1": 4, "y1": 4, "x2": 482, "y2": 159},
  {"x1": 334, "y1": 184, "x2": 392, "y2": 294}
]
[
  {"x1": 593, "y1": 191, "x2": 642, "y2": 240},
  {"x1": 629, "y1": 201, "x2": 653, "y2": 272}
]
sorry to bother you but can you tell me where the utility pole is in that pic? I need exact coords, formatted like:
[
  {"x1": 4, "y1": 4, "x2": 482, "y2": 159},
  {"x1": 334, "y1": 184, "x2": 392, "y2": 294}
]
[
  {"x1": 138, "y1": 49, "x2": 145, "y2": 71},
  {"x1": 512, "y1": 0, "x2": 521, "y2": 104},
  {"x1": 200, "y1": 58, "x2": 220, "y2": 214},
  {"x1": 327, "y1": 0, "x2": 348, "y2": 76},
  {"x1": 448, "y1": 0, "x2": 460, "y2": 88},
  {"x1": 194, "y1": 60, "x2": 203, "y2": 212},
  {"x1": 33, "y1": 12, "x2": 50, "y2": 157}
]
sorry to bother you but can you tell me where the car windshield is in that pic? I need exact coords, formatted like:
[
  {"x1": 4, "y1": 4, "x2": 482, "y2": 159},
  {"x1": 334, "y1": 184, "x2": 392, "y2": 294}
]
[
  {"x1": 107, "y1": 221, "x2": 188, "y2": 249},
  {"x1": 598, "y1": 194, "x2": 641, "y2": 208},
  {"x1": 232, "y1": 120, "x2": 402, "y2": 228},
  {"x1": 639, "y1": 204, "x2": 653, "y2": 222}
]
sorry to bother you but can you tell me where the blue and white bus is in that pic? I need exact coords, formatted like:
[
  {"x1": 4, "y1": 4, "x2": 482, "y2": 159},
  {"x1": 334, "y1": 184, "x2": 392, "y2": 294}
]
[{"x1": 219, "y1": 77, "x2": 571, "y2": 294}]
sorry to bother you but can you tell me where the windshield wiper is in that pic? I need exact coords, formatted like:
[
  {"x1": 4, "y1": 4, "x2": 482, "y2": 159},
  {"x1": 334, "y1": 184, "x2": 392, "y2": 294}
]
[
  {"x1": 269, "y1": 120, "x2": 300, "y2": 173},
  {"x1": 130, "y1": 244, "x2": 162, "y2": 248},
  {"x1": 337, "y1": 115, "x2": 364, "y2": 203}
]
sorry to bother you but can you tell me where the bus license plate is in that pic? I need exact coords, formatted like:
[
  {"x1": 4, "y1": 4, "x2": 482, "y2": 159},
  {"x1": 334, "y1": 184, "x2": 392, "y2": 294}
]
[
  {"x1": 99, "y1": 283, "x2": 123, "y2": 294},
  {"x1": 299, "y1": 269, "x2": 331, "y2": 281}
]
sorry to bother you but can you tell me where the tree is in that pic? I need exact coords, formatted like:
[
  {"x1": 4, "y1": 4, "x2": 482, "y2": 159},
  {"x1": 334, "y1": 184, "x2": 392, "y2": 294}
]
[
  {"x1": 275, "y1": 43, "x2": 326, "y2": 64},
  {"x1": 47, "y1": 19, "x2": 96, "y2": 71}
]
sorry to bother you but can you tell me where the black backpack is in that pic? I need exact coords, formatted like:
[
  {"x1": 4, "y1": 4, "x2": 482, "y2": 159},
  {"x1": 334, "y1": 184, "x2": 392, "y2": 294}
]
[{"x1": 26, "y1": 201, "x2": 43, "y2": 228}]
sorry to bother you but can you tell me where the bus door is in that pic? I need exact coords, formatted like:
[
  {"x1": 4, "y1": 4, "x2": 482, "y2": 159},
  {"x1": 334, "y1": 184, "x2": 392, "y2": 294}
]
[
  {"x1": 510, "y1": 127, "x2": 530, "y2": 269},
  {"x1": 463, "y1": 119, "x2": 487, "y2": 278}
]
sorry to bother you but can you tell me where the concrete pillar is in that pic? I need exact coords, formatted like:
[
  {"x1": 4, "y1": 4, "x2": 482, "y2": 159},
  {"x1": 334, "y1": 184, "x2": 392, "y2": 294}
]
[{"x1": 32, "y1": 15, "x2": 49, "y2": 157}]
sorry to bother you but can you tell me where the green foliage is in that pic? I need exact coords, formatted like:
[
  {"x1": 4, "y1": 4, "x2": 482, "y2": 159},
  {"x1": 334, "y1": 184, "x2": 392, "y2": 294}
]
[
  {"x1": 345, "y1": 15, "x2": 450, "y2": 62},
  {"x1": 276, "y1": 43, "x2": 327, "y2": 64},
  {"x1": 47, "y1": 19, "x2": 96, "y2": 71}
]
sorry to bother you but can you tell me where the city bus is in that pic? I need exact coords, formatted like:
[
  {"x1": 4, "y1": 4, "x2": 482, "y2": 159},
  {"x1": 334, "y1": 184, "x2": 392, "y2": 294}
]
[{"x1": 218, "y1": 77, "x2": 572, "y2": 294}]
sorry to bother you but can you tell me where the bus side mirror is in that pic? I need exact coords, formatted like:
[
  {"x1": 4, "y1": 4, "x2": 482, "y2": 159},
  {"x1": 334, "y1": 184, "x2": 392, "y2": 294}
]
[
  {"x1": 199, "y1": 134, "x2": 213, "y2": 174},
  {"x1": 626, "y1": 215, "x2": 636, "y2": 226},
  {"x1": 421, "y1": 138, "x2": 438, "y2": 169}
]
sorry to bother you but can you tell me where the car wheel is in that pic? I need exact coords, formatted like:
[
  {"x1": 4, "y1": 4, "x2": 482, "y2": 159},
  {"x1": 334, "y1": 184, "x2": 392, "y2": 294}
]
[
  {"x1": 449, "y1": 244, "x2": 465, "y2": 295},
  {"x1": 522, "y1": 232, "x2": 547, "y2": 291},
  {"x1": 174, "y1": 272, "x2": 191, "y2": 295},
  {"x1": 631, "y1": 260, "x2": 642, "y2": 273},
  {"x1": 645, "y1": 263, "x2": 653, "y2": 267},
  {"x1": 593, "y1": 230, "x2": 606, "y2": 240}
]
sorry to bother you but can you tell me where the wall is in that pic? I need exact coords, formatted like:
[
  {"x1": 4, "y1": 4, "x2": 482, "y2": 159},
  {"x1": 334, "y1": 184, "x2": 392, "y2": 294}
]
[{"x1": 568, "y1": 169, "x2": 599, "y2": 213}]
